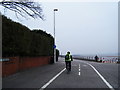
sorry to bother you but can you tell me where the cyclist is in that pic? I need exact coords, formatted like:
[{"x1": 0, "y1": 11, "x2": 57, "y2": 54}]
[
  {"x1": 95, "y1": 55, "x2": 99, "y2": 62},
  {"x1": 65, "y1": 51, "x2": 73, "y2": 71}
]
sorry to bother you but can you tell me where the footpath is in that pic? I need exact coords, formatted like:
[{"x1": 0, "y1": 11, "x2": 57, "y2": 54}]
[{"x1": 2, "y1": 57, "x2": 65, "y2": 89}]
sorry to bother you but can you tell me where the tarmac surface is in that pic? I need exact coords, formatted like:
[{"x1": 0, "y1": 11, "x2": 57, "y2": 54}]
[{"x1": 2, "y1": 57, "x2": 119, "y2": 90}]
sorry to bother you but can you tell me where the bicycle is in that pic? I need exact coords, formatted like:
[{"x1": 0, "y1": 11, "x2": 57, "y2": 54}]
[{"x1": 66, "y1": 62, "x2": 71, "y2": 74}]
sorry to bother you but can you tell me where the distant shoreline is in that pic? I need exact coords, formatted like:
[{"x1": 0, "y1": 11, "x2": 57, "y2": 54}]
[{"x1": 104, "y1": 56, "x2": 119, "y2": 57}]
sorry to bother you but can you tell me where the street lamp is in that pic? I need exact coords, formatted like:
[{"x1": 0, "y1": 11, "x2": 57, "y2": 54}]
[{"x1": 53, "y1": 9, "x2": 58, "y2": 63}]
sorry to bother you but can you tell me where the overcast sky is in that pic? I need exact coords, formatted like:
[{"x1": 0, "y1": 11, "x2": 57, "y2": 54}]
[{"x1": 0, "y1": 0, "x2": 118, "y2": 56}]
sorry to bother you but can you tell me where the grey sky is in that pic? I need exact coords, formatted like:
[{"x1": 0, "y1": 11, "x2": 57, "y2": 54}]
[{"x1": 0, "y1": 1, "x2": 118, "y2": 56}]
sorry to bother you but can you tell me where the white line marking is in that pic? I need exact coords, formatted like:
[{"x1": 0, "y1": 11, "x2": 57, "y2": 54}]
[
  {"x1": 72, "y1": 65, "x2": 77, "y2": 66},
  {"x1": 83, "y1": 65, "x2": 87, "y2": 67},
  {"x1": 78, "y1": 63, "x2": 81, "y2": 76},
  {"x1": 79, "y1": 64, "x2": 80, "y2": 68},
  {"x1": 40, "y1": 68, "x2": 66, "y2": 89},
  {"x1": 87, "y1": 63, "x2": 115, "y2": 90}
]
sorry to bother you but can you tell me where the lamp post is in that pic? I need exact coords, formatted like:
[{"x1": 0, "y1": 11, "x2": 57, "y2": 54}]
[{"x1": 53, "y1": 9, "x2": 58, "y2": 63}]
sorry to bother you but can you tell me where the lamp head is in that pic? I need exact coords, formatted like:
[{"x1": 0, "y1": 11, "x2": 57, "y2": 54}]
[{"x1": 54, "y1": 9, "x2": 58, "y2": 11}]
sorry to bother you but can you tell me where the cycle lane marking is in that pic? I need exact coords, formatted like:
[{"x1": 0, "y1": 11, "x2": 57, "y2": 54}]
[
  {"x1": 78, "y1": 64, "x2": 81, "y2": 76},
  {"x1": 40, "y1": 68, "x2": 66, "y2": 90},
  {"x1": 87, "y1": 63, "x2": 115, "y2": 90}
]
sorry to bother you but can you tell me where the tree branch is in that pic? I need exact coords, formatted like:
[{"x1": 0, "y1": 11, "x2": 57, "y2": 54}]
[{"x1": 0, "y1": 0, "x2": 44, "y2": 20}]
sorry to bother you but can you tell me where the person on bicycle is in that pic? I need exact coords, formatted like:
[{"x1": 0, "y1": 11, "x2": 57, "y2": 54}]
[
  {"x1": 65, "y1": 51, "x2": 73, "y2": 71},
  {"x1": 95, "y1": 55, "x2": 99, "y2": 62}
]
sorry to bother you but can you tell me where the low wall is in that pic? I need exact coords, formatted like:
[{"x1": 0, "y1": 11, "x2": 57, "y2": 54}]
[
  {"x1": 1, "y1": 56, "x2": 51, "y2": 77},
  {"x1": 2, "y1": 57, "x2": 19, "y2": 77},
  {"x1": 19, "y1": 57, "x2": 51, "y2": 70}
]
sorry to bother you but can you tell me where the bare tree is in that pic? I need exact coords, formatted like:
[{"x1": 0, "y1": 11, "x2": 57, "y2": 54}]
[{"x1": 0, "y1": 0, "x2": 44, "y2": 20}]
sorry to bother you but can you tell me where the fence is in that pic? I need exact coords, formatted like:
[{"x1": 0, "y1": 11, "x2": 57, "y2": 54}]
[
  {"x1": 73, "y1": 56, "x2": 118, "y2": 63},
  {"x1": 101, "y1": 57, "x2": 118, "y2": 63},
  {"x1": 83, "y1": 56, "x2": 118, "y2": 63}
]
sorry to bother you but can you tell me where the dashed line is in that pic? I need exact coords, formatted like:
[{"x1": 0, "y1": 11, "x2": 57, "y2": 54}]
[
  {"x1": 79, "y1": 64, "x2": 80, "y2": 68},
  {"x1": 78, "y1": 64, "x2": 81, "y2": 76}
]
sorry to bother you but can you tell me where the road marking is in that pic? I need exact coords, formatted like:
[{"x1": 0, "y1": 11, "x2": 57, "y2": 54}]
[
  {"x1": 79, "y1": 64, "x2": 80, "y2": 68},
  {"x1": 72, "y1": 65, "x2": 77, "y2": 66},
  {"x1": 83, "y1": 65, "x2": 87, "y2": 67},
  {"x1": 40, "y1": 68, "x2": 66, "y2": 90},
  {"x1": 78, "y1": 64, "x2": 81, "y2": 76},
  {"x1": 87, "y1": 63, "x2": 115, "y2": 90}
]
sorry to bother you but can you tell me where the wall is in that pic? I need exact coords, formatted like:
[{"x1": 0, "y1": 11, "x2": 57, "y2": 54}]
[
  {"x1": 1, "y1": 56, "x2": 51, "y2": 77},
  {"x1": 19, "y1": 57, "x2": 51, "y2": 70}
]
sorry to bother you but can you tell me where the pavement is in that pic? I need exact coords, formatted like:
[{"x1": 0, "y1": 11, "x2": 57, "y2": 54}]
[{"x1": 2, "y1": 57, "x2": 119, "y2": 90}]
